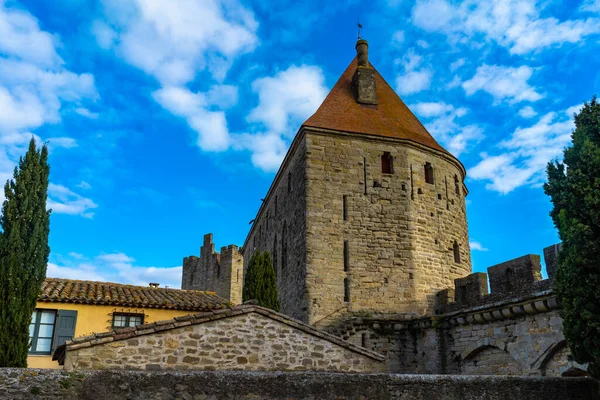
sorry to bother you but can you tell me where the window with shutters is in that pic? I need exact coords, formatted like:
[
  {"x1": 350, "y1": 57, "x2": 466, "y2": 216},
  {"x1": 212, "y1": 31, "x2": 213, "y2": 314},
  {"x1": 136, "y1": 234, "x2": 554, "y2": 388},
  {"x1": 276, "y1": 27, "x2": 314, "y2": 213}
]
[
  {"x1": 53, "y1": 310, "x2": 78, "y2": 351},
  {"x1": 29, "y1": 309, "x2": 77, "y2": 355},
  {"x1": 29, "y1": 310, "x2": 56, "y2": 354},
  {"x1": 112, "y1": 312, "x2": 144, "y2": 329}
]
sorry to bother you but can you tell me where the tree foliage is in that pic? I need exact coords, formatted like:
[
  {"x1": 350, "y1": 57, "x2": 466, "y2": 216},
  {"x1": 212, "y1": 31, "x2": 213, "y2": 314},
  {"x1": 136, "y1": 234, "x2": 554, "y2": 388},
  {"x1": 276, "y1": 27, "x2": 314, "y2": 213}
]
[
  {"x1": 544, "y1": 96, "x2": 600, "y2": 377},
  {"x1": 0, "y1": 138, "x2": 51, "y2": 367},
  {"x1": 242, "y1": 250, "x2": 280, "y2": 312}
]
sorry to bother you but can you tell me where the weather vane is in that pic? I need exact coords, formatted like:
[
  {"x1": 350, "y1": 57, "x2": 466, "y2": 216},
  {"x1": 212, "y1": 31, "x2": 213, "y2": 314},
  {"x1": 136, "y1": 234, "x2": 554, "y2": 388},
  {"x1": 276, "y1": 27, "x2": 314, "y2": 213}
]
[{"x1": 357, "y1": 18, "x2": 363, "y2": 40}]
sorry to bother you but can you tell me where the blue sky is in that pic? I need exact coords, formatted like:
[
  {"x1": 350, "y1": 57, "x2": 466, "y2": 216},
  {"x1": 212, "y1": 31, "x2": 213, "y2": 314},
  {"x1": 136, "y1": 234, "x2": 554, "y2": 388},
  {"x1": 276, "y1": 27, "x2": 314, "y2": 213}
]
[{"x1": 1, "y1": 0, "x2": 598, "y2": 288}]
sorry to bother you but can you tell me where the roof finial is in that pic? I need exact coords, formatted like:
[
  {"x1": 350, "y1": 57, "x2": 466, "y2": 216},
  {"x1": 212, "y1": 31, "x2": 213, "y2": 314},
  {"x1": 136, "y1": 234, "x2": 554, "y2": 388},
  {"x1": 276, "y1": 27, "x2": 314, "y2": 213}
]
[{"x1": 357, "y1": 18, "x2": 363, "y2": 40}]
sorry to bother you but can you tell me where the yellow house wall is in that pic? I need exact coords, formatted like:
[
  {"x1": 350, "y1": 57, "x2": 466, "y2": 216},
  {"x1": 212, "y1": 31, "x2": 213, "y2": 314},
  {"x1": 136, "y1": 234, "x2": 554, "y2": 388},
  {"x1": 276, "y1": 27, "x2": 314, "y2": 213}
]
[{"x1": 27, "y1": 301, "x2": 197, "y2": 369}]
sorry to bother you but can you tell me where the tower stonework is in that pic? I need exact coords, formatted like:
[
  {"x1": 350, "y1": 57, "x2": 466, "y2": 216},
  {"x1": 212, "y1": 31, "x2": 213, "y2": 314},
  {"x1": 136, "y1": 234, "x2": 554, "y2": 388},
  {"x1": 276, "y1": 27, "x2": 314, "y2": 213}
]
[
  {"x1": 242, "y1": 40, "x2": 471, "y2": 326},
  {"x1": 182, "y1": 233, "x2": 243, "y2": 304}
]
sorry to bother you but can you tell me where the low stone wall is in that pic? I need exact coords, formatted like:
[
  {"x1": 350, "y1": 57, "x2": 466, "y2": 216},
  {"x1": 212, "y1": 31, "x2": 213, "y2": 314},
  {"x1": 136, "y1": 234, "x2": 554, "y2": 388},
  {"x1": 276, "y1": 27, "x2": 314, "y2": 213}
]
[
  {"x1": 63, "y1": 307, "x2": 384, "y2": 373},
  {"x1": 1, "y1": 369, "x2": 597, "y2": 400}
]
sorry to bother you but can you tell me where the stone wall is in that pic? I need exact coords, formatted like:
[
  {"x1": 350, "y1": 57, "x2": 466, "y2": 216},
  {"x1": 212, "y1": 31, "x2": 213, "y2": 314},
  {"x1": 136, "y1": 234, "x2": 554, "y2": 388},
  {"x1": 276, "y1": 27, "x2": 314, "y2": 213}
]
[
  {"x1": 2, "y1": 369, "x2": 597, "y2": 400},
  {"x1": 182, "y1": 233, "x2": 243, "y2": 304},
  {"x1": 305, "y1": 129, "x2": 471, "y2": 325},
  {"x1": 336, "y1": 251, "x2": 586, "y2": 377},
  {"x1": 63, "y1": 306, "x2": 384, "y2": 373},
  {"x1": 242, "y1": 135, "x2": 309, "y2": 322}
]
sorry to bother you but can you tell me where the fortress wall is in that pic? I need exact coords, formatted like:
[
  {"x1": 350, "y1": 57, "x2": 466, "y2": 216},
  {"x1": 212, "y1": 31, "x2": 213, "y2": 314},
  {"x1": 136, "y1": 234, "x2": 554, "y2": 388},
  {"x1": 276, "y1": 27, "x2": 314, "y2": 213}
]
[
  {"x1": 242, "y1": 135, "x2": 309, "y2": 322},
  {"x1": 339, "y1": 249, "x2": 584, "y2": 377},
  {"x1": 305, "y1": 130, "x2": 471, "y2": 325}
]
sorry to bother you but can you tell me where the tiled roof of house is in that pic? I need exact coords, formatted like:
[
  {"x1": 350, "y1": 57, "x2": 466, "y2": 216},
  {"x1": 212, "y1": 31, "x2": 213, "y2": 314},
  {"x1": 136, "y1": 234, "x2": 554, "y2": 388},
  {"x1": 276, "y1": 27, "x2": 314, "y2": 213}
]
[
  {"x1": 39, "y1": 278, "x2": 232, "y2": 311},
  {"x1": 54, "y1": 305, "x2": 385, "y2": 365},
  {"x1": 302, "y1": 57, "x2": 448, "y2": 154}
]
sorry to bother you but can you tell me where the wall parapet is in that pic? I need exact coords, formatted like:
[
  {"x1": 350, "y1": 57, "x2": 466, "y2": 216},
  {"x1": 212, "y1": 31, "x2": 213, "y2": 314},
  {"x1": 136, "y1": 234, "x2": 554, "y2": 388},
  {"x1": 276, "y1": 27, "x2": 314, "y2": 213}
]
[
  {"x1": 2, "y1": 369, "x2": 597, "y2": 400},
  {"x1": 437, "y1": 246, "x2": 560, "y2": 314}
]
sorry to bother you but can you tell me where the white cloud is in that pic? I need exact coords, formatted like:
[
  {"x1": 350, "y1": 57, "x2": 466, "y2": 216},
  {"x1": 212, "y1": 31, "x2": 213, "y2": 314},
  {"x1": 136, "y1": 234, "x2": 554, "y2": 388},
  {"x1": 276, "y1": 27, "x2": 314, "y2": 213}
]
[
  {"x1": 411, "y1": 0, "x2": 600, "y2": 54},
  {"x1": 412, "y1": 0, "x2": 454, "y2": 32},
  {"x1": 152, "y1": 86, "x2": 231, "y2": 151},
  {"x1": 91, "y1": 20, "x2": 117, "y2": 50},
  {"x1": 95, "y1": 0, "x2": 258, "y2": 86},
  {"x1": 566, "y1": 103, "x2": 584, "y2": 117},
  {"x1": 48, "y1": 251, "x2": 183, "y2": 289},
  {"x1": 0, "y1": 2, "x2": 98, "y2": 217},
  {"x1": 48, "y1": 137, "x2": 78, "y2": 149},
  {"x1": 462, "y1": 65, "x2": 542, "y2": 104},
  {"x1": 77, "y1": 181, "x2": 91, "y2": 190},
  {"x1": 395, "y1": 48, "x2": 432, "y2": 95},
  {"x1": 450, "y1": 58, "x2": 465, "y2": 72},
  {"x1": 0, "y1": 2, "x2": 62, "y2": 66},
  {"x1": 248, "y1": 66, "x2": 327, "y2": 135},
  {"x1": 468, "y1": 105, "x2": 577, "y2": 193},
  {"x1": 518, "y1": 106, "x2": 537, "y2": 118},
  {"x1": 47, "y1": 183, "x2": 98, "y2": 218},
  {"x1": 93, "y1": 0, "x2": 269, "y2": 167},
  {"x1": 412, "y1": 102, "x2": 455, "y2": 117},
  {"x1": 234, "y1": 65, "x2": 327, "y2": 171},
  {"x1": 412, "y1": 102, "x2": 483, "y2": 156},
  {"x1": 396, "y1": 70, "x2": 432, "y2": 95},
  {"x1": 581, "y1": 0, "x2": 600, "y2": 12},
  {"x1": 74, "y1": 107, "x2": 99, "y2": 119},
  {"x1": 391, "y1": 30, "x2": 405, "y2": 46},
  {"x1": 469, "y1": 241, "x2": 488, "y2": 251}
]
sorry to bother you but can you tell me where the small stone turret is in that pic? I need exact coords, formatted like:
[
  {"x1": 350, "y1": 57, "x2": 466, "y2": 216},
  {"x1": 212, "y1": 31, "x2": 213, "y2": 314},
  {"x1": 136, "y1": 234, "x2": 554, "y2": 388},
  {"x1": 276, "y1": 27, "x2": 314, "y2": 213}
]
[
  {"x1": 182, "y1": 233, "x2": 243, "y2": 304},
  {"x1": 352, "y1": 39, "x2": 378, "y2": 105}
]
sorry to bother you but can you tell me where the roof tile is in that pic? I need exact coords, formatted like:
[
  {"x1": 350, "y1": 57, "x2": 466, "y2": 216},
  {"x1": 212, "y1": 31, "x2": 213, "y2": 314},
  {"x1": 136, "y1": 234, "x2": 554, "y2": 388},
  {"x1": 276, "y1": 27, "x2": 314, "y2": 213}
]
[
  {"x1": 303, "y1": 57, "x2": 449, "y2": 155},
  {"x1": 39, "y1": 278, "x2": 232, "y2": 311}
]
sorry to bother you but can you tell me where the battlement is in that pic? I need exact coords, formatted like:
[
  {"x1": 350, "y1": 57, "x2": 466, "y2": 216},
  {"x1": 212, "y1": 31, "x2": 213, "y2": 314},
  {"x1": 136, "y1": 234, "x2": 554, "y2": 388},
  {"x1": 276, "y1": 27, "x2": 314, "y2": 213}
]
[
  {"x1": 437, "y1": 244, "x2": 561, "y2": 314},
  {"x1": 182, "y1": 233, "x2": 244, "y2": 304}
]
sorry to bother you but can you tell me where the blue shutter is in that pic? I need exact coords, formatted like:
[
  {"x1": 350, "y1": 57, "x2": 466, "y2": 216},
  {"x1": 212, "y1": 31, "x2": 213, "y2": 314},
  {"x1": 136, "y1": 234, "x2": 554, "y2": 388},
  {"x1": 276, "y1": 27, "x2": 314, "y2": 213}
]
[{"x1": 52, "y1": 310, "x2": 78, "y2": 352}]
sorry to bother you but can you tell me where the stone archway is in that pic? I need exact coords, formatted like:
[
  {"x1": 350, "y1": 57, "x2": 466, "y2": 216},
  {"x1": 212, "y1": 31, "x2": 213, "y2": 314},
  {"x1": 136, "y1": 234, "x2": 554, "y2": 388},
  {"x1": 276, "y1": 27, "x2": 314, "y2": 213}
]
[
  {"x1": 537, "y1": 340, "x2": 589, "y2": 377},
  {"x1": 460, "y1": 339, "x2": 522, "y2": 375}
]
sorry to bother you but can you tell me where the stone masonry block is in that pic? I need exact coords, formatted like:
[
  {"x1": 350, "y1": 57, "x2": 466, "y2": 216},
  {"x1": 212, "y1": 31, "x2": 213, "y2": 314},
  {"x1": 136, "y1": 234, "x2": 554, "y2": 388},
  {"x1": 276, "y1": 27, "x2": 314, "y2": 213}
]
[
  {"x1": 487, "y1": 255, "x2": 542, "y2": 295},
  {"x1": 454, "y1": 273, "x2": 488, "y2": 306},
  {"x1": 543, "y1": 243, "x2": 562, "y2": 279}
]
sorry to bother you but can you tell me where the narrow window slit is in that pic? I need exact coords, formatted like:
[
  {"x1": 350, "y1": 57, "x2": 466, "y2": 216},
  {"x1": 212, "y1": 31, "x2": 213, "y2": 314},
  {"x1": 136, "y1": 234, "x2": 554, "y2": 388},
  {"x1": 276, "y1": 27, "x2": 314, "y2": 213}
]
[
  {"x1": 424, "y1": 162, "x2": 434, "y2": 184},
  {"x1": 343, "y1": 240, "x2": 349, "y2": 272},
  {"x1": 453, "y1": 241, "x2": 461, "y2": 264},
  {"x1": 381, "y1": 152, "x2": 393, "y2": 174},
  {"x1": 344, "y1": 277, "x2": 350, "y2": 302}
]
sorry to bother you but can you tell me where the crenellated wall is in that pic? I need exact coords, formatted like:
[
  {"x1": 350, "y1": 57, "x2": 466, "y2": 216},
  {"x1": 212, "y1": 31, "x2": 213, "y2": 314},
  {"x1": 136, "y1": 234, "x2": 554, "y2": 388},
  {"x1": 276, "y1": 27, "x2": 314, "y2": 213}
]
[
  {"x1": 182, "y1": 233, "x2": 243, "y2": 304},
  {"x1": 337, "y1": 245, "x2": 587, "y2": 377}
]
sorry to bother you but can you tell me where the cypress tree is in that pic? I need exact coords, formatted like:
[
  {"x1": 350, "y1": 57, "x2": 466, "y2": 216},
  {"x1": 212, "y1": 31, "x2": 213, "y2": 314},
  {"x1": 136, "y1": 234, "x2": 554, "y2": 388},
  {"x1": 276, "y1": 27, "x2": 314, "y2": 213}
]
[
  {"x1": 544, "y1": 96, "x2": 600, "y2": 377},
  {"x1": 0, "y1": 138, "x2": 51, "y2": 367},
  {"x1": 242, "y1": 250, "x2": 280, "y2": 312}
]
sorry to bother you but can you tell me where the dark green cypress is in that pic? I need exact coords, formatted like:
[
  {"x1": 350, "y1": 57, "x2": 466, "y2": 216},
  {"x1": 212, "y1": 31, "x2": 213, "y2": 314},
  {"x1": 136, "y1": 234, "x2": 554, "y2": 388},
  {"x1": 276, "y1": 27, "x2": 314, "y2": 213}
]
[
  {"x1": 0, "y1": 138, "x2": 51, "y2": 367},
  {"x1": 242, "y1": 250, "x2": 280, "y2": 312},
  {"x1": 544, "y1": 96, "x2": 600, "y2": 378}
]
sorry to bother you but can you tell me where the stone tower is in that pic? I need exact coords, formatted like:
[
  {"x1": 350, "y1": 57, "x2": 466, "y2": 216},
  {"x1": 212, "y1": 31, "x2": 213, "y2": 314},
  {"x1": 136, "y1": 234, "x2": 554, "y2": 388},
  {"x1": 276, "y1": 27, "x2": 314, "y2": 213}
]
[
  {"x1": 182, "y1": 233, "x2": 243, "y2": 304},
  {"x1": 243, "y1": 39, "x2": 471, "y2": 325}
]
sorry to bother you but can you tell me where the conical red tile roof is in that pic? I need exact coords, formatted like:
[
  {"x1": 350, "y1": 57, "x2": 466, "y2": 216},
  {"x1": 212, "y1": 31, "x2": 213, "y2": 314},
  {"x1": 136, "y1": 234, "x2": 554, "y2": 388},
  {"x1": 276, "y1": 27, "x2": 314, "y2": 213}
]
[{"x1": 302, "y1": 57, "x2": 448, "y2": 154}]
